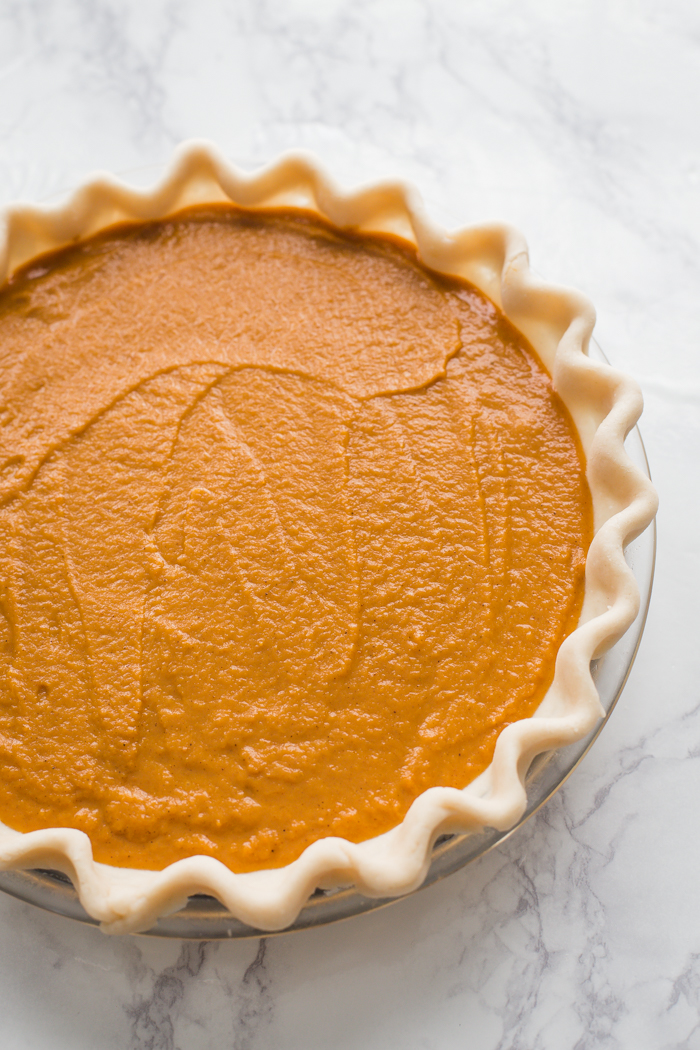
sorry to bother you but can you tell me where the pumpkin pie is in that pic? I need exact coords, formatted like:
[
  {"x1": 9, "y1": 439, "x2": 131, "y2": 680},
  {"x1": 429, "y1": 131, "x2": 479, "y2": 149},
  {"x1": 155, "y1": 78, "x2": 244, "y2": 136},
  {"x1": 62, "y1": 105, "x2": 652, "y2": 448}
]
[{"x1": 0, "y1": 144, "x2": 657, "y2": 932}]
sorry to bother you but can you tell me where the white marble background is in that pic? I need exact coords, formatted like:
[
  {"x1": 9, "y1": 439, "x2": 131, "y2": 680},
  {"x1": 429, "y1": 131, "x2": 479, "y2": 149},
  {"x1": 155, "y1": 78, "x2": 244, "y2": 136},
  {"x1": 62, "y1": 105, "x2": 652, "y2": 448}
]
[{"x1": 0, "y1": 1, "x2": 698, "y2": 1047}]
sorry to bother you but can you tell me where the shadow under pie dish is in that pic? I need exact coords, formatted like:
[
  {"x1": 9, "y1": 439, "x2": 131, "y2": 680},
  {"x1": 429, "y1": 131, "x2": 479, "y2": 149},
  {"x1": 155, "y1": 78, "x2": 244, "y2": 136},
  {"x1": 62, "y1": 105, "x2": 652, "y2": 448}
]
[{"x1": 0, "y1": 143, "x2": 657, "y2": 935}]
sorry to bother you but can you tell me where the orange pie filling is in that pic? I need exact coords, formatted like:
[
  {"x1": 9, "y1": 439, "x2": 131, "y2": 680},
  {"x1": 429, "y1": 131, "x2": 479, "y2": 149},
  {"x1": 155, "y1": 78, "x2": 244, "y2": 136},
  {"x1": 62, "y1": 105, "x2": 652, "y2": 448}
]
[{"x1": 0, "y1": 208, "x2": 592, "y2": 872}]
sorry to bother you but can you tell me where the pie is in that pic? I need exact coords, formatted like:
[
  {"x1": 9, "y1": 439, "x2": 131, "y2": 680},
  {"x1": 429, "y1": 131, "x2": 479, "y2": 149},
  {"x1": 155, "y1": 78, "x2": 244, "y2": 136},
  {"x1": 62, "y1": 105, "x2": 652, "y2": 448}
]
[{"x1": 0, "y1": 144, "x2": 657, "y2": 932}]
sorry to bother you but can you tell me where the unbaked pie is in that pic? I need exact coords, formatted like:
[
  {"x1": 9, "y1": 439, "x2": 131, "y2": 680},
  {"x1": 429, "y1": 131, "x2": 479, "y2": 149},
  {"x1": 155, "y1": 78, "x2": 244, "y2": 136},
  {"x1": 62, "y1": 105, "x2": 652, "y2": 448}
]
[{"x1": 0, "y1": 143, "x2": 657, "y2": 932}]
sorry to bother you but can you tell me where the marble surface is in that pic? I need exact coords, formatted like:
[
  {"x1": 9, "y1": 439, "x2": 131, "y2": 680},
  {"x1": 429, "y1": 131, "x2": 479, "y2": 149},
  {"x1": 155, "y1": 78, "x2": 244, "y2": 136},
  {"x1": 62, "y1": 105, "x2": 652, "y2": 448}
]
[{"x1": 0, "y1": 1, "x2": 697, "y2": 1047}]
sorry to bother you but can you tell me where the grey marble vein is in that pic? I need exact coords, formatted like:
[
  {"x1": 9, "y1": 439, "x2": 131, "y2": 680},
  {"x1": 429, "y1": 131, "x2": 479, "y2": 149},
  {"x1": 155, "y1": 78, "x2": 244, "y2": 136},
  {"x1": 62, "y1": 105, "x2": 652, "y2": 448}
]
[
  {"x1": 234, "y1": 940, "x2": 273, "y2": 1050},
  {"x1": 126, "y1": 942, "x2": 210, "y2": 1050}
]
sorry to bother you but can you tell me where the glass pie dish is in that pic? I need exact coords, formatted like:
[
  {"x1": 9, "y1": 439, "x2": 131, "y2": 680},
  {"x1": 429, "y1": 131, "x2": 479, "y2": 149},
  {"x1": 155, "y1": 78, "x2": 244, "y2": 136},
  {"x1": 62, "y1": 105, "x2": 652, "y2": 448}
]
[{"x1": 0, "y1": 144, "x2": 657, "y2": 935}]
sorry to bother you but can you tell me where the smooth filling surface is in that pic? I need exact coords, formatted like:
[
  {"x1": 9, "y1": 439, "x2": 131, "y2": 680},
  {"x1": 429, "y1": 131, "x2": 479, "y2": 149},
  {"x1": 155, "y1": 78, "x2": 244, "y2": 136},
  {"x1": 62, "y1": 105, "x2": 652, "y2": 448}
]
[{"x1": 0, "y1": 208, "x2": 591, "y2": 871}]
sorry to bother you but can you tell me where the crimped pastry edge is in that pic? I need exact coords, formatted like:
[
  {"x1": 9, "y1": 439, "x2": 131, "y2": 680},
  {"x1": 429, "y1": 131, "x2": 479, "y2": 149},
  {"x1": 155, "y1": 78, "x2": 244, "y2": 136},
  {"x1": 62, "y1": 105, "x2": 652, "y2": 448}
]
[{"x1": 0, "y1": 141, "x2": 658, "y2": 934}]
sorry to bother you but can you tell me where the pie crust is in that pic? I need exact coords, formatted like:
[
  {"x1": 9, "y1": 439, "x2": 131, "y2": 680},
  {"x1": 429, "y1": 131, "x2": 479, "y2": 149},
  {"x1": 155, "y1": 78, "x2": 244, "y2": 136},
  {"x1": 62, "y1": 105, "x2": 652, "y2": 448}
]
[{"x1": 0, "y1": 142, "x2": 658, "y2": 933}]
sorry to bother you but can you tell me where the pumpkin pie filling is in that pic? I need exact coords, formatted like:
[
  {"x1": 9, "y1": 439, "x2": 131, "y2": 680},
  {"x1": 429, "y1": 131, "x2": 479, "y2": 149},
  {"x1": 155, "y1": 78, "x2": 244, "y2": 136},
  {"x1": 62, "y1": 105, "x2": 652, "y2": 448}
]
[{"x1": 0, "y1": 207, "x2": 592, "y2": 872}]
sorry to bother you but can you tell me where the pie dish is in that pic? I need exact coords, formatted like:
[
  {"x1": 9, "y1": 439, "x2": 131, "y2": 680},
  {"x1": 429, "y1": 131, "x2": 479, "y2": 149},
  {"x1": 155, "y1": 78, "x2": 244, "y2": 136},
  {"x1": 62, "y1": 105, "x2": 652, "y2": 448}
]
[{"x1": 0, "y1": 142, "x2": 658, "y2": 934}]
